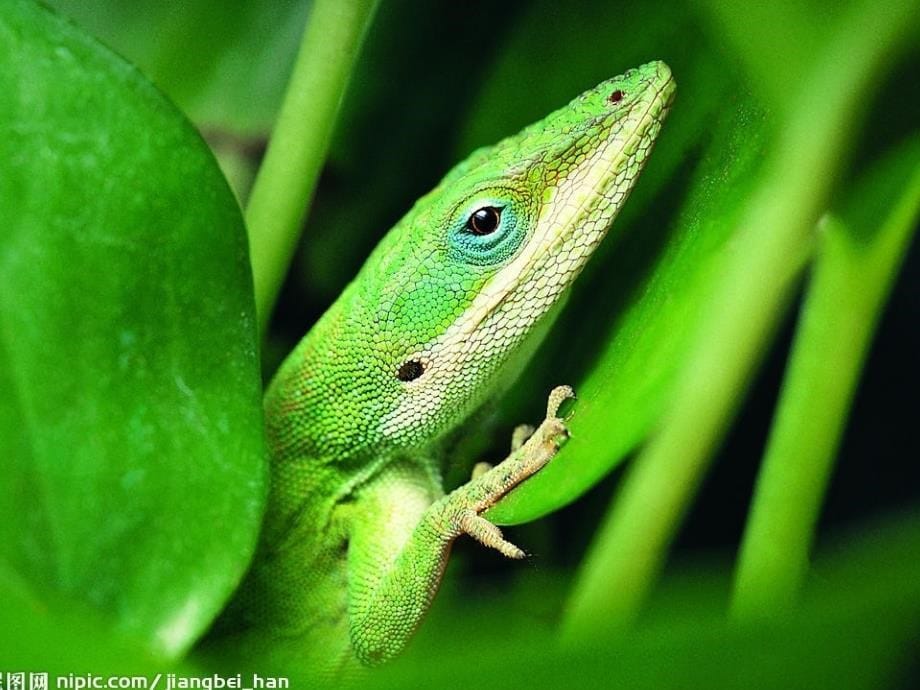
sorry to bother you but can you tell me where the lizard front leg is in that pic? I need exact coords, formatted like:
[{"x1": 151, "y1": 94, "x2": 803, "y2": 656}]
[{"x1": 345, "y1": 386, "x2": 573, "y2": 665}]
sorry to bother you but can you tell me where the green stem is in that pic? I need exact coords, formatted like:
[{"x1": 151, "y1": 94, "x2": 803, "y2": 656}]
[
  {"x1": 561, "y1": 0, "x2": 918, "y2": 640},
  {"x1": 245, "y1": 0, "x2": 380, "y2": 336},
  {"x1": 731, "y1": 144, "x2": 920, "y2": 618}
]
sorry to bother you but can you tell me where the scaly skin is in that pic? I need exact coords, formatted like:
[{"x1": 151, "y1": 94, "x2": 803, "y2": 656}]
[{"x1": 235, "y1": 61, "x2": 675, "y2": 675}]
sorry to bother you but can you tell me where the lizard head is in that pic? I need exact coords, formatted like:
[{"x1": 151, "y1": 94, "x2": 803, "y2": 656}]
[
  {"x1": 266, "y1": 62, "x2": 674, "y2": 463},
  {"x1": 371, "y1": 61, "x2": 675, "y2": 446}
]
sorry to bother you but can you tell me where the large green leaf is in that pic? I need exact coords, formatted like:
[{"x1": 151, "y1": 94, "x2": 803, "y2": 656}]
[
  {"x1": 0, "y1": 0, "x2": 265, "y2": 658},
  {"x1": 0, "y1": 565, "x2": 160, "y2": 673},
  {"x1": 46, "y1": 0, "x2": 312, "y2": 137}
]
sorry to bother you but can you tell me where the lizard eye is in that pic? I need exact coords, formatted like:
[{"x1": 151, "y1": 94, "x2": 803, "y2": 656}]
[
  {"x1": 447, "y1": 191, "x2": 527, "y2": 267},
  {"x1": 608, "y1": 89, "x2": 624, "y2": 104},
  {"x1": 466, "y1": 206, "x2": 502, "y2": 235}
]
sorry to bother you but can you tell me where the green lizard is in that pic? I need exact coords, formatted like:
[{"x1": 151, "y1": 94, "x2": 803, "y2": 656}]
[{"x1": 234, "y1": 60, "x2": 674, "y2": 675}]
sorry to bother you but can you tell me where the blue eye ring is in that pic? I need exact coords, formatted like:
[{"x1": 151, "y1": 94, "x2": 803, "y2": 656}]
[{"x1": 447, "y1": 188, "x2": 531, "y2": 267}]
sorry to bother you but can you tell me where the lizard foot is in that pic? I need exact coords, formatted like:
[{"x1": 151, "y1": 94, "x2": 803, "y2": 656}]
[
  {"x1": 471, "y1": 417, "x2": 543, "y2": 481},
  {"x1": 434, "y1": 385, "x2": 574, "y2": 558}
]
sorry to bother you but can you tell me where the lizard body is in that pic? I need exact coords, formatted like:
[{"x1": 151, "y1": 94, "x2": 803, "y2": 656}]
[{"x1": 236, "y1": 61, "x2": 675, "y2": 675}]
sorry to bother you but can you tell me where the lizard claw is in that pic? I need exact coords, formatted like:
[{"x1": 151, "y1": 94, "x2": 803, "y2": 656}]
[
  {"x1": 459, "y1": 510, "x2": 526, "y2": 559},
  {"x1": 471, "y1": 461, "x2": 492, "y2": 480},
  {"x1": 511, "y1": 424, "x2": 536, "y2": 452},
  {"x1": 547, "y1": 384, "x2": 576, "y2": 420}
]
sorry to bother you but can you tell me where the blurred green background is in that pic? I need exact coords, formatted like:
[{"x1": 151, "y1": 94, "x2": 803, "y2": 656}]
[{"x1": 1, "y1": 0, "x2": 918, "y2": 687}]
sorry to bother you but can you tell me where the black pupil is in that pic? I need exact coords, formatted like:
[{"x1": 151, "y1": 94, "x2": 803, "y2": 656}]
[
  {"x1": 609, "y1": 89, "x2": 624, "y2": 104},
  {"x1": 468, "y1": 207, "x2": 500, "y2": 235},
  {"x1": 397, "y1": 359, "x2": 424, "y2": 382}
]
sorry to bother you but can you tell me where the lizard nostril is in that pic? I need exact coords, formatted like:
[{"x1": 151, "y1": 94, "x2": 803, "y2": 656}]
[
  {"x1": 608, "y1": 89, "x2": 624, "y2": 104},
  {"x1": 397, "y1": 359, "x2": 425, "y2": 382}
]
